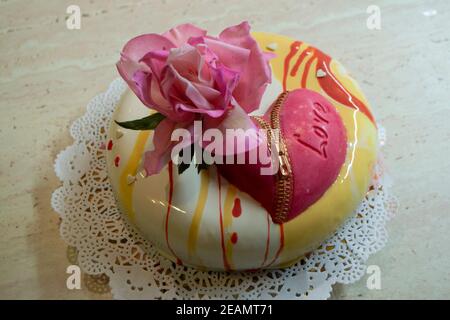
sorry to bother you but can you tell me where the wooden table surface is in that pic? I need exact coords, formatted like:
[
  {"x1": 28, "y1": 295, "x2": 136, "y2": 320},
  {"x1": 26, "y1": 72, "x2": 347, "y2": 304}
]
[{"x1": 1, "y1": 0, "x2": 449, "y2": 299}]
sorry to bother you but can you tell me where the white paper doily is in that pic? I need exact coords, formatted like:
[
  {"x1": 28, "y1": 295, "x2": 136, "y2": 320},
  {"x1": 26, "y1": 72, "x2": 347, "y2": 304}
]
[{"x1": 51, "y1": 78, "x2": 397, "y2": 300}]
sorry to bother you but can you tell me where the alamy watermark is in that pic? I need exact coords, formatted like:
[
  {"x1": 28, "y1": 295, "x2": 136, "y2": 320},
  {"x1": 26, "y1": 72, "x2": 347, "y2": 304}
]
[
  {"x1": 66, "y1": 265, "x2": 81, "y2": 290},
  {"x1": 366, "y1": 265, "x2": 382, "y2": 290},
  {"x1": 366, "y1": 5, "x2": 381, "y2": 30},
  {"x1": 66, "y1": 5, "x2": 81, "y2": 30}
]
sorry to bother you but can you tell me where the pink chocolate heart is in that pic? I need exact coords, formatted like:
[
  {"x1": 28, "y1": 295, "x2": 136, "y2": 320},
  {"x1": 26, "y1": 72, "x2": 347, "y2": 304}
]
[{"x1": 217, "y1": 89, "x2": 347, "y2": 223}]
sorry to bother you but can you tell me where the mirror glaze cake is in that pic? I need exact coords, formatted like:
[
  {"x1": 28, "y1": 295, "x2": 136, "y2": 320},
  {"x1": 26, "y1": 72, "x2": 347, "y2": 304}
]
[{"x1": 106, "y1": 27, "x2": 378, "y2": 271}]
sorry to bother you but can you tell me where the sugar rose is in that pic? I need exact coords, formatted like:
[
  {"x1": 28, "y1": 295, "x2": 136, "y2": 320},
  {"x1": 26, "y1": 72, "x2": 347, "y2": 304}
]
[{"x1": 117, "y1": 21, "x2": 273, "y2": 175}]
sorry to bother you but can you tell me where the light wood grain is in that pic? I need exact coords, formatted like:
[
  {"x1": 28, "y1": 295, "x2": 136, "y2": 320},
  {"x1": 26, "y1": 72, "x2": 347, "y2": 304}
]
[{"x1": 0, "y1": 0, "x2": 449, "y2": 299}]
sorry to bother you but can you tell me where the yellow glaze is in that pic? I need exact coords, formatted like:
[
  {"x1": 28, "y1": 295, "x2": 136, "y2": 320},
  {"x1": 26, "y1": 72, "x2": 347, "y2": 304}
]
[
  {"x1": 119, "y1": 130, "x2": 151, "y2": 222},
  {"x1": 187, "y1": 170, "x2": 210, "y2": 259},
  {"x1": 106, "y1": 32, "x2": 378, "y2": 270}
]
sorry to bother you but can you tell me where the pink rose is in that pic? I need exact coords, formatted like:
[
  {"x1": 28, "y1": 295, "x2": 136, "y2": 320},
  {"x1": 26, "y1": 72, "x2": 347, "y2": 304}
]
[{"x1": 117, "y1": 21, "x2": 273, "y2": 175}]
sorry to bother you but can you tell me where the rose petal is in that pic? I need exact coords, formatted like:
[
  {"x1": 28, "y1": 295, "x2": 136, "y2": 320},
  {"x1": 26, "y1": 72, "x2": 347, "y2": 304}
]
[
  {"x1": 143, "y1": 118, "x2": 176, "y2": 175},
  {"x1": 139, "y1": 50, "x2": 170, "y2": 82},
  {"x1": 116, "y1": 54, "x2": 148, "y2": 95},
  {"x1": 117, "y1": 33, "x2": 174, "y2": 83},
  {"x1": 192, "y1": 82, "x2": 221, "y2": 101},
  {"x1": 219, "y1": 21, "x2": 272, "y2": 113},
  {"x1": 263, "y1": 51, "x2": 277, "y2": 61},
  {"x1": 132, "y1": 70, "x2": 171, "y2": 113},
  {"x1": 164, "y1": 64, "x2": 214, "y2": 111},
  {"x1": 117, "y1": 33, "x2": 174, "y2": 100},
  {"x1": 176, "y1": 103, "x2": 226, "y2": 118},
  {"x1": 185, "y1": 40, "x2": 216, "y2": 85},
  {"x1": 189, "y1": 39, "x2": 219, "y2": 66},
  {"x1": 166, "y1": 45, "x2": 203, "y2": 82},
  {"x1": 143, "y1": 119, "x2": 196, "y2": 175},
  {"x1": 123, "y1": 33, "x2": 174, "y2": 60},
  {"x1": 162, "y1": 23, "x2": 207, "y2": 47},
  {"x1": 203, "y1": 101, "x2": 262, "y2": 155},
  {"x1": 203, "y1": 37, "x2": 250, "y2": 74},
  {"x1": 209, "y1": 64, "x2": 240, "y2": 109}
]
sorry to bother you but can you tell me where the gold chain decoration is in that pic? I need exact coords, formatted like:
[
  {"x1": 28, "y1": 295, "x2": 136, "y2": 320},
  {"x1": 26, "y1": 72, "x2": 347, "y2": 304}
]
[
  {"x1": 253, "y1": 92, "x2": 293, "y2": 224},
  {"x1": 270, "y1": 91, "x2": 293, "y2": 224}
]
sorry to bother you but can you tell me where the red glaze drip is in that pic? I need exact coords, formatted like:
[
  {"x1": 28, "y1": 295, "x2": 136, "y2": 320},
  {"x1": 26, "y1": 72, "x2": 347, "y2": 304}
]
[
  {"x1": 283, "y1": 40, "x2": 375, "y2": 125},
  {"x1": 301, "y1": 49, "x2": 315, "y2": 88},
  {"x1": 107, "y1": 139, "x2": 113, "y2": 151},
  {"x1": 164, "y1": 162, "x2": 182, "y2": 265},
  {"x1": 114, "y1": 155, "x2": 120, "y2": 167},
  {"x1": 231, "y1": 198, "x2": 242, "y2": 218},
  {"x1": 261, "y1": 211, "x2": 271, "y2": 268},
  {"x1": 290, "y1": 45, "x2": 308, "y2": 77},
  {"x1": 283, "y1": 41, "x2": 301, "y2": 91},
  {"x1": 230, "y1": 232, "x2": 238, "y2": 244},
  {"x1": 217, "y1": 173, "x2": 231, "y2": 271},
  {"x1": 315, "y1": 52, "x2": 375, "y2": 124}
]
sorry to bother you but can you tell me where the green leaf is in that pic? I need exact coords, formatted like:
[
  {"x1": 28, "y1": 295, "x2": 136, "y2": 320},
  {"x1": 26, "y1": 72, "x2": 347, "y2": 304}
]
[{"x1": 115, "y1": 113, "x2": 165, "y2": 130}]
